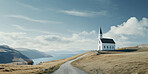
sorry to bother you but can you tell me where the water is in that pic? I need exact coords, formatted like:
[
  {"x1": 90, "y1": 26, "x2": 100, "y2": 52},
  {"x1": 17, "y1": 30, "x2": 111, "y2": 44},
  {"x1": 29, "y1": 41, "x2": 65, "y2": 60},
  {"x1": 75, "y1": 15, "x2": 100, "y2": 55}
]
[{"x1": 32, "y1": 54, "x2": 77, "y2": 65}]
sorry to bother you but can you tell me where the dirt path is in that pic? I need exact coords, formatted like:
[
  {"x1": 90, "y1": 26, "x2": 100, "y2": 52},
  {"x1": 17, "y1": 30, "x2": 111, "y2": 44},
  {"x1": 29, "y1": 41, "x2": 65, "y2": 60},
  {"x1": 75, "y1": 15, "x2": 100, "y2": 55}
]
[{"x1": 51, "y1": 54, "x2": 87, "y2": 74}]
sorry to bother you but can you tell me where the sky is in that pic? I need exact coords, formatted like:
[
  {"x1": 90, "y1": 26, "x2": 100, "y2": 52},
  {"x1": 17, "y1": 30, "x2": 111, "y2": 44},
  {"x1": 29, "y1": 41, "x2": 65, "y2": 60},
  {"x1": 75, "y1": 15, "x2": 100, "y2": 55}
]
[{"x1": 0, "y1": 0, "x2": 148, "y2": 52}]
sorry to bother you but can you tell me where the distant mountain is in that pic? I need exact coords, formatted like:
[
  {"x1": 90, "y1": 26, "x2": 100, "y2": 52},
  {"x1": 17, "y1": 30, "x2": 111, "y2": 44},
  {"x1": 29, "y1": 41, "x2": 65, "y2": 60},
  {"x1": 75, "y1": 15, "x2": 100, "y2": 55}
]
[
  {"x1": 138, "y1": 44, "x2": 148, "y2": 48},
  {"x1": 0, "y1": 45, "x2": 31, "y2": 65},
  {"x1": 45, "y1": 50, "x2": 89, "y2": 56},
  {"x1": 16, "y1": 48, "x2": 52, "y2": 59}
]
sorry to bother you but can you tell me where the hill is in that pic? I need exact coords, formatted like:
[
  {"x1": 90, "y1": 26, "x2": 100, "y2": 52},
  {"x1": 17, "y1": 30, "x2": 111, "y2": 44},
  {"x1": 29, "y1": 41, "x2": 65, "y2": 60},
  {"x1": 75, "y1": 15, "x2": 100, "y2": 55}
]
[
  {"x1": 0, "y1": 45, "x2": 32, "y2": 65},
  {"x1": 72, "y1": 46, "x2": 148, "y2": 74},
  {"x1": 16, "y1": 48, "x2": 52, "y2": 59},
  {"x1": 138, "y1": 44, "x2": 148, "y2": 48},
  {"x1": 0, "y1": 52, "x2": 86, "y2": 73}
]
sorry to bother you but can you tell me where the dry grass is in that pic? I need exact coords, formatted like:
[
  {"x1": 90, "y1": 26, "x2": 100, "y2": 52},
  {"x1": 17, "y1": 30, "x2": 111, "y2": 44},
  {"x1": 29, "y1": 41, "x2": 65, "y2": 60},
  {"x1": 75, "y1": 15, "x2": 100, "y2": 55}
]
[
  {"x1": 0, "y1": 53, "x2": 86, "y2": 74},
  {"x1": 98, "y1": 47, "x2": 148, "y2": 54},
  {"x1": 72, "y1": 49, "x2": 148, "y2": 74},
  {"x1": 116, "y1": 46, "x2": 139, "y2": 50}
]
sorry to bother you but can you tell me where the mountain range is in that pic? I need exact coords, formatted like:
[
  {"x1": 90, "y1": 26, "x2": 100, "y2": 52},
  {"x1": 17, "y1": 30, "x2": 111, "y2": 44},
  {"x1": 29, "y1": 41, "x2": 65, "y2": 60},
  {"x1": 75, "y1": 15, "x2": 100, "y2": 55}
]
[
  {"x1": 0, "y1": 45, "x2": 31, "y2": 65},
  {"x1": 16, "y1": 48, "x2": 52, "y2": 59}
]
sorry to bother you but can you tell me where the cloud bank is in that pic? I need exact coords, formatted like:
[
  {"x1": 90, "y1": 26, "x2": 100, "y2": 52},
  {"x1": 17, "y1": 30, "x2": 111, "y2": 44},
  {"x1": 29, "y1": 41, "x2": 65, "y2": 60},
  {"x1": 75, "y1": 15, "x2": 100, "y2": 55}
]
[
  {"x1": 0, "y1": 17, "x2": 147, "y2": 52},
  {"x1": 104, "y1": 17, "x2": 148, "y2": 47},
  {"x1": 0, "y1": 30, "x2": 97, "y2": 52}
]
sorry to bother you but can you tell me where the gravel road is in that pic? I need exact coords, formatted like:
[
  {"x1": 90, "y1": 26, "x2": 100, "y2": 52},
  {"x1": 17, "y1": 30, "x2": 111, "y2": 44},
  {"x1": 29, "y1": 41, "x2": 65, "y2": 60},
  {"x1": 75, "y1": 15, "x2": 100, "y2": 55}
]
[{"x1": 51, "y1": 54, "x2": 87, "y2": 74}]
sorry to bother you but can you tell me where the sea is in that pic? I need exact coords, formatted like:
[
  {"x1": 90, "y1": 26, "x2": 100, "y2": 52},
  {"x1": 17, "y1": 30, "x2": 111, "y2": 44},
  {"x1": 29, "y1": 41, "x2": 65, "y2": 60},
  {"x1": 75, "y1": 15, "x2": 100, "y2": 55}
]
[{"x1": 32, "y1": 54, "x2": 77, "y2": 65}]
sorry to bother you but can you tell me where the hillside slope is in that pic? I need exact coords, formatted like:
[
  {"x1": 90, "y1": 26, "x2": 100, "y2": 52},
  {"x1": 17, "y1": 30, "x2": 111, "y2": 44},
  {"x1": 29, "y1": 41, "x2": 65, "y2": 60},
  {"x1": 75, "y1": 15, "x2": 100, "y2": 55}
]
[
  {"x1": 0, "y1": 45, "x2": 31, "y2": 65},
  {"x1": 0, "y1": 52, "x2": 86, "y2": 74},
  {"x1": 72, "y1": 47, "x2": 148, "y2": 74},
  {"x1": 16, "y1": 48, "x2": 52, "y2": 59}
]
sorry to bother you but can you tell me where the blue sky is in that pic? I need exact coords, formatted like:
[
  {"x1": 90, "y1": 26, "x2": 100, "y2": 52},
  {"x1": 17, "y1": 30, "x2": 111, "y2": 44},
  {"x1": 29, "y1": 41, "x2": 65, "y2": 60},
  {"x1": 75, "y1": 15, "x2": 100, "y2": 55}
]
[{"x1": 0, "y1": 0, "x2": 148, "y2": 52}]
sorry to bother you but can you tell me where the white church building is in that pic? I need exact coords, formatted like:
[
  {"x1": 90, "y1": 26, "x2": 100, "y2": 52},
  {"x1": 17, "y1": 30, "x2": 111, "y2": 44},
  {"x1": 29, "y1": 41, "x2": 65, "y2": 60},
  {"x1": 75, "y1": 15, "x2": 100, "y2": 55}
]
[{"x1": 98, "y1": 28, "x2": 115, "y2": 51}]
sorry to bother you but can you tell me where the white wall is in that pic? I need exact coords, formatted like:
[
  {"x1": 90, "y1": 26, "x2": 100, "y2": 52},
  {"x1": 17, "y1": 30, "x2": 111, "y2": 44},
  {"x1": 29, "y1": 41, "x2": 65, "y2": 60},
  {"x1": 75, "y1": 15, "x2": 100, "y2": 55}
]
[
  {"x1": 101, "y1": 43, "x2": 115, "y2": 50},
  {"x1": 98, "y1": 39, "x2": 102, "y2": 51},
  {"x1": 98, "y1": 39, "x2": 115, "y2": 51}
]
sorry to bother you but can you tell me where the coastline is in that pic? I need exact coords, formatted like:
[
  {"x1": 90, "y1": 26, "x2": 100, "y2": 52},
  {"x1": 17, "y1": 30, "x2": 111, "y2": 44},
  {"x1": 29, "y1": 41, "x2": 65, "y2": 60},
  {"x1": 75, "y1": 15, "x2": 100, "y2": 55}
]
[{"x1": 0, "y1": 53, "x2": 86, "y2": 74}]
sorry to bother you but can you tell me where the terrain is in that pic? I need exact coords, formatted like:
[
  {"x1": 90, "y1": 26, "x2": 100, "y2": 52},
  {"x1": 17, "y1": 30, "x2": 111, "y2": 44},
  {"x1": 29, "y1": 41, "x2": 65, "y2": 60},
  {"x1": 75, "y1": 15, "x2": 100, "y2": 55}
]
[
  {"x1": 0, "y1": 45, "x2": 31, "y2": 65},
  {"x1": 0, "y1": 44, "x2": 148, "y2": 74},
  {"x1": 0, "y1": 52, "x2": 86, "y2": 74},
  {"x1": 16, "y1": 48, "x2": 52, "y2": 59},
  {"x1": 52, "y1": 54, "x2": 87, "y2": 74},
  {"x1": 72, "y1": 46, "x2": 148, "y2": 74}
]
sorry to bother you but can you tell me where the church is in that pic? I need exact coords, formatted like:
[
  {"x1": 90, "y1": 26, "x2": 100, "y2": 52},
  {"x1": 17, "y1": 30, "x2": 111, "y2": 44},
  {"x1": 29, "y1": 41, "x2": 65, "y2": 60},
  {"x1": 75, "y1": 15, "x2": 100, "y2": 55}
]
[{"x1": 98, "y1": 28, "x2": 115, "y2": 51}]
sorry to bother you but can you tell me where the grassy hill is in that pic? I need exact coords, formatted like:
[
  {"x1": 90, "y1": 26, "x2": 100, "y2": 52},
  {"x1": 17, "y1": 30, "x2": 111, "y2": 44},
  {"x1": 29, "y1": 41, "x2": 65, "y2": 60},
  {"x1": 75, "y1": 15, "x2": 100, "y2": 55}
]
[
  {"x1": 0, "y1": 52, "x2": 86, "y2": 74},
  {"x1": 16, "y1": 48, "x2": 52, "y2": 59},
  {"x1": 71, "y1": 47, "x2": 148, "y2": 74},
  {"x1": 0, "y1": 45, "x2": 147, "y2": 74},
  {"x1": 0, "y1": 45, "x2": 31, "y2": 65}
]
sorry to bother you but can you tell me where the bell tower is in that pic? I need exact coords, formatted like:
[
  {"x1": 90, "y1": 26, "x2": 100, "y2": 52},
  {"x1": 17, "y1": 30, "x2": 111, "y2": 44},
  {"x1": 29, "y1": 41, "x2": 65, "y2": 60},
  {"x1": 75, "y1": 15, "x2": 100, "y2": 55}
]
[
  {"x1": 98, "y1": 27, "x2": 103, "y2": 51},
  {"x1": 98, "y1": 27, "x2": 103, "y2": 39}
]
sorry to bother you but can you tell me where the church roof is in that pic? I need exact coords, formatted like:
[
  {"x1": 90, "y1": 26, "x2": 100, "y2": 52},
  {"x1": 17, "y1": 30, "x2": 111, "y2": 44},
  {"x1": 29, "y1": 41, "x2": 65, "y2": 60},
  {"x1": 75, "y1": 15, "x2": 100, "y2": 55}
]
[
  {"x1": 99, "y1": 27, "x2": 102, "y2": 34},
  {"x1": 100, "y1": 38, "x2": 115, "y2": 44}
]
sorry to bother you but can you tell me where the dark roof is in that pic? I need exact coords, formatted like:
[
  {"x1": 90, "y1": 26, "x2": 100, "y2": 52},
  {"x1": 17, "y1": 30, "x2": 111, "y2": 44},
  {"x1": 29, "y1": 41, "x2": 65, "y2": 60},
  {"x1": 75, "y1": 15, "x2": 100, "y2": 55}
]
[{"x1": 100, "y1": 38, "x2": 115, "y2": 44}]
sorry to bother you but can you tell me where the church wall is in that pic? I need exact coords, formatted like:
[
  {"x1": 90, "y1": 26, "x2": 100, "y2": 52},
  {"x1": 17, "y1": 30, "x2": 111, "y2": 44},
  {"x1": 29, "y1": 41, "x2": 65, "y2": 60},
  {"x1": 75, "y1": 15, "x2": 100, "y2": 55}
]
[
  {"x1": 98, "y1": 39, "x2": 103, "y2": 50},
  {"x1": 101, "y1": 43, "x2": 115, "y2": 50},
  {"x1": 97, "y1": 28, "x2": 116, "y2": 51}
]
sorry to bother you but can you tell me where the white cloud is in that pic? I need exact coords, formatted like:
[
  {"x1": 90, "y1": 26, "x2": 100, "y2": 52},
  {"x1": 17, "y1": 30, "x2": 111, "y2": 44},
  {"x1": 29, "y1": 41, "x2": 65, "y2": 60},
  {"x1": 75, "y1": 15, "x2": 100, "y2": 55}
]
[
  {"x1": 0, "y1": 30, "x2": 97, "y2": 52},
  {"x1": 80, "y1": 30, "x2": 96, "y2": 35},
  {"x1": 104, "y1": 17, "x2": 148, "y2": 47},
  {"x1": 1, "y1": 17, "x2": 147, "y2": 51},
  {"x1": 60, "y1": 10, "x2": 107, "y2": 17},
  {"x1": 13, "y1": 25, "x2": 55, "y2": 34},
  {"x1": 6, "y1": 15, "x2": 62, "y2": 24},
  {"x1": 16, "y1": 2, "x2": 40, "y2": 10},
  {"x1": 46, "y1": 8, "x2": 107, "y2": 17},
  {"x1": 13, "y1": 25, "x2": 26, "y2": 31}
]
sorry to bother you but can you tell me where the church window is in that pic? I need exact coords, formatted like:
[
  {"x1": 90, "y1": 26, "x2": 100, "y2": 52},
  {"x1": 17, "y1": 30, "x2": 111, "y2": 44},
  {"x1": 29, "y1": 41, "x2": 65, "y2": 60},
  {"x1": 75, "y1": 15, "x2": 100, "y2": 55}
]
[
  {"x1": 112, "y1": 46, "x2": 114, "y2": 48},
  {"x1": 104, "y1": 46, "x2": 105, "y2": 48},
  {"x1": 107, "y1": 46, "x2": 108, "y2": 48},
  {"x1": 110, "y1": 46, "x2": 111, "y2": 48}
]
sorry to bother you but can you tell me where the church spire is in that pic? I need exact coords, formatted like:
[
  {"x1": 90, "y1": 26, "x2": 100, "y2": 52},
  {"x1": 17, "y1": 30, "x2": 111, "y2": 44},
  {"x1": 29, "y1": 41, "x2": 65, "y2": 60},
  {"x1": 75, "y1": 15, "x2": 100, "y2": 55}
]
[
  {"x1": 98, "y1": 27, "x2": 103, "y2": 39},
  {"x1": 99, "y1": 27, "x2": 102, "y2": 34}
]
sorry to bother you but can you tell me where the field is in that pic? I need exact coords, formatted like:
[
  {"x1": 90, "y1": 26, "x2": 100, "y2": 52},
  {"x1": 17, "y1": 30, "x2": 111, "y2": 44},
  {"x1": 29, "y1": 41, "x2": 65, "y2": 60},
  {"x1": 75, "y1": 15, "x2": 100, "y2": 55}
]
[
  {"x1": 72, "y1": 47, "x2": 148, "y2": 74},
  {"x1": 1, "y1": 47, "x2": 148, "y2": 74},
  {"x1": 0, "y1": 53, "x2": 86, "y2": 74}
]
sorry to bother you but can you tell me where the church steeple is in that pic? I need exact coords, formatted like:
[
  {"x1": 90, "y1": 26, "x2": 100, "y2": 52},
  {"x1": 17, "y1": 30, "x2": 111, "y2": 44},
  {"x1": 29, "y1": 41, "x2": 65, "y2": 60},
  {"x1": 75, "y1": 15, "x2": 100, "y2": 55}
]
[
  {"x1": 98, "y1": 27, "x2": 103, "y2": 39},
  {"x1": 99, "y1": 27, "x2": 102, "y2": 34}
]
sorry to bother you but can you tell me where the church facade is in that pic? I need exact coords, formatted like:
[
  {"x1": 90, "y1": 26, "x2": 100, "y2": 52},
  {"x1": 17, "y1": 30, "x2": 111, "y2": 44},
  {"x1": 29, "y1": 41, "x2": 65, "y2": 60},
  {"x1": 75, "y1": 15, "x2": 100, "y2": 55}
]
[{"x1": 98, "y1": 28, "x2": 115, "y2": 51}]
